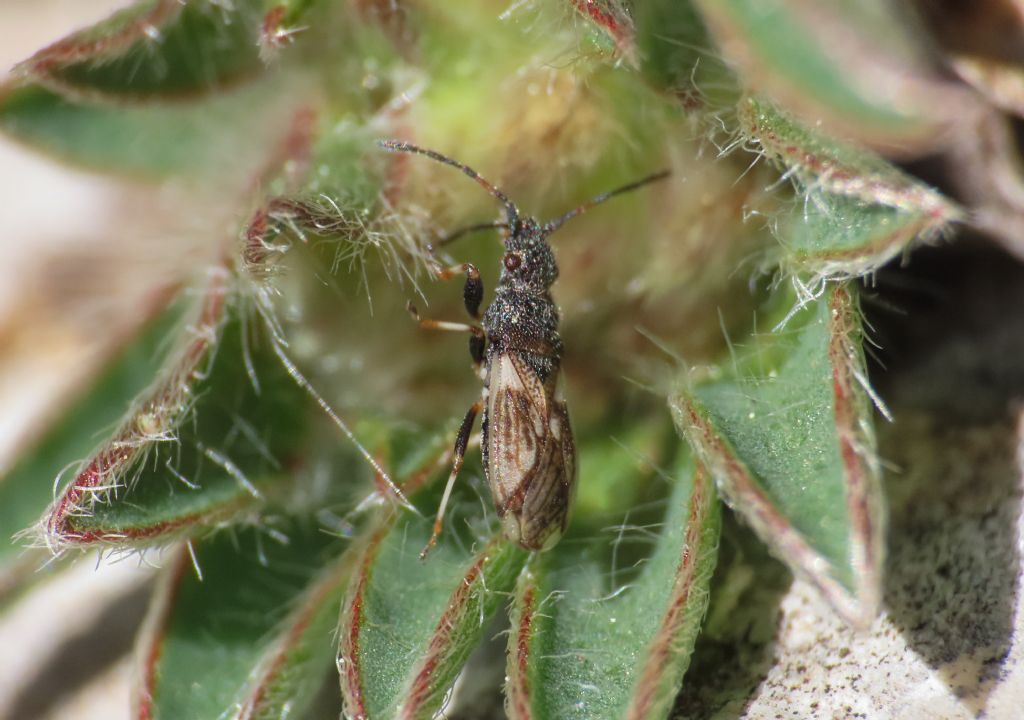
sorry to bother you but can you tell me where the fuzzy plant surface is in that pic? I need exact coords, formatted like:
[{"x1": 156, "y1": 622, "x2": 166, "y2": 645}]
[{"x1": 2, "y1": 1, "x2": 1024, "y2": 719}]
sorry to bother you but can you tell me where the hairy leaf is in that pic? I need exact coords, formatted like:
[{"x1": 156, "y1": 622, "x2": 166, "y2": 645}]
[
  {"x1": 739, "y1": 98, "x2": 954, "y2": 209},
  {"x1": 135, "y1": 521, "x2": 348, "y2": 720},
  {"x1": 780, "y1": 195, "x2": 944, "y2": 280},
  {"x1": 673, "y1": 284, "x2": 884, "y2": 626},
  {"x1": 339, "y1": 474, "x2": 528, "y2": 720},
  {"x1": 739, "y1": 97, "x2": 960, "y2": 278},
  {"x1": 507, "y1": 449, "x2": 719, "y2": 720},
  {"x1": 41, "y1": 272, "x2": 309, "y2": 550},
  {"x1": 17, "y1": 0, "x2": 267, "y2": 99},
  {"x1": 0, "y1": 288, "x2": 182, "y2": 598}
]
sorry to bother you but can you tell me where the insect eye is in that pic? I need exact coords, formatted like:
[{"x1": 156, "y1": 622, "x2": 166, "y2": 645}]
[{"x1": 503, "y1": 252, "x2": 522, "y2": 271}]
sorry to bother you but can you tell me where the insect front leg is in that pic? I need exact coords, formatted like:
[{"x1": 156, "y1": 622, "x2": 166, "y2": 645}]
[
  {"x1": 421, "y1": 396, "x2": 484, "y2": 560},
  {"x1": 406, "y1": 301, "x2": 486, "y2": 371},
  {"x1": 423, "y1": 260, "x2": 484, "y2": 320}
]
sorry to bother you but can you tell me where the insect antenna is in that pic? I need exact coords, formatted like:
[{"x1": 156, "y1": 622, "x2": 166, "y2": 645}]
[
  {"x1": 431, "y1": 220, "x2": 510, "y2": 252},
  {"x1": 542, "y1": 169, "x2": 671, "y2": 234},
  {"x1": 378, "y1": 140, "x2": 520, "y2": 231}
]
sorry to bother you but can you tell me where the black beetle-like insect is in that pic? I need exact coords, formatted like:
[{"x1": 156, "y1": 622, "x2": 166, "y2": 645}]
[{"x1": 379, "y1": 140, "x2": 668, "y2": 557}]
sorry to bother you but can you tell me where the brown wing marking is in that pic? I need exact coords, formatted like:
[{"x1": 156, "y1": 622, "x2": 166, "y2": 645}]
[
  {"x1": 487, "y1": 353, "x2": 550, "y2": 514},
  {"x1": 519, "y1": 400, "x2": 575, "y2": 541},
  {"x1": 487, "y1": 354, "x2": 576, "y2": 547}
]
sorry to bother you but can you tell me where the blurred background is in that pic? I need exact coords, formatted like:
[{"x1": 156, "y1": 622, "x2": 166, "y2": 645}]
[{"x1": 1, "y1": 3, "x2": 160, "y2": 718}]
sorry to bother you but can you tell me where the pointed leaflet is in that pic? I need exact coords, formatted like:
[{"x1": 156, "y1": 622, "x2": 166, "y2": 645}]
[
  {"x1": 135, "y1": 521, "x2": 348, "y2": 720},
  {"x1": 672, "y1": 283, "x2": 884, "y2": 626},
  {"x1": 17, "y1": 0, "x2": 268, "y2": 100},
  {"x1": 339, "y1": 474, "x2": 528, "y2": 720},
  {"x1": 0, "y1": 288, "x2": 182, "y2": 598},
  {"x1": 506, "y1": 448, "x2": 719, "y2": 720},
  {"x1": 739, "y1": 98, "x2": 960, "y2": 279},
  {"x1": 136, "y1": 419, "x2": 459, "y2": 718},
  {"x1": 40, "y1": 271, "x2": 308, "y2": 551},
  {"x1": 694, "y1": 0, "x2": 972, "y2": 153},
  {"x1": 0, "y1": 80, "x2": 297, "y2": 178}
]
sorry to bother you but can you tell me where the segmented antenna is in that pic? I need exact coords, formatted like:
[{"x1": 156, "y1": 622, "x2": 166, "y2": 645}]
[
  {"x1": 378, "y1": 140, "x2": 521, "y2": 231},
  {"x1": 434, "y1": 220, "x2": 509, "y2": 250},
  {"x1": 543, "y1": 170, "x2": 670, "y2": 234}
]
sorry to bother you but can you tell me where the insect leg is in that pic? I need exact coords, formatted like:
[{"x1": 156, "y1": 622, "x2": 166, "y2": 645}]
[
  {"x1": 425, "y1": 262, "x2": 484, "y2": 319},
  {"x1": 420, "y1": 397, "x2": 483, "y2": 559},
  {"x1": 406, "y1": 301, "x2": 486, "y2": 368}
]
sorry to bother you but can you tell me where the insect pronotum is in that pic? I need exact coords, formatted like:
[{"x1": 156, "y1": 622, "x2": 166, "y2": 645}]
[{"x1": 379, "y1": 140, "x2": 669, "y2": 557}]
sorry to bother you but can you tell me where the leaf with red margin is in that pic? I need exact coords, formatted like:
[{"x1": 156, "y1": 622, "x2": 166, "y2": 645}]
[
  {"x1": 693, "y1": 0, "x2": 974, "y2": 155},
  {"x1": 506, "y1": 448, "x2": 719, "y2": 720},
  {"x1": 135, "y1": 519, "x2": 349, "y2": 720},
  {"x1": 16, "y1": 0, "x2": 269, "y2": 100},
  {"x1": 739, "y1": 97, "x2": 961, "y2": 279},
  {"x1": 0, "y1": 285, "x2": 182, "y2": 601},
  {"x1": 37, "y1": 270, "x2": 310, "y2": 552},
  {"x1": 672, "y1": 283, "x2": 885, "y2": 627},
  {"x1": 338, "y1": 473, "x2": 528, "y2": 720},
  {"x1": 0, "y1": 77, "x2": 299, "y2": 179}
]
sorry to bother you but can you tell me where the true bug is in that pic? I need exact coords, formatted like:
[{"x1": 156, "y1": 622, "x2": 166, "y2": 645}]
[{"x1": 379, "y1": 140, "x2": 668, "y2": 557}]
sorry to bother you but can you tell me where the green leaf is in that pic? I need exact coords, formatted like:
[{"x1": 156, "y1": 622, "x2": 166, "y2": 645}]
[
  {"x1": 672, "y1": 283, "x2": 884, "y2": 626},
  {"x1": 0, "y1": 288, "x2": 182, "y2": 598},
  {"x1": 17, "y1": 0, "x2": 267, "y2": 99},
  {"x1": 0, "y1": 81, "x2": 295, "y2": 178},
  {"x1": 506, "y1": 448, "x2": 719, "y2": 720},
  {"x1": 739, "y1": 97, "x2": 951, "y2": 207},
  {"x1": 135, "y1": 520, "x2": 349, "y2": 720},
  {"x1": 694, "y1": 0, "x2": 970, "y2": 152},
  {"x1": 633, "y1": 0, "x2": 739, "y2": 112},
  {"x1": 338, "y1": 476, "x2": 528, "y2": 719},
  {"x1": 40, "y1": 272, "x2": 309, "y2": 550},
  {"x1": 739, "y1": 97, "x2": 960, "y2": 278},
  {"x1": 780, "y1": 195, "x2": 945, "y2": 279}
]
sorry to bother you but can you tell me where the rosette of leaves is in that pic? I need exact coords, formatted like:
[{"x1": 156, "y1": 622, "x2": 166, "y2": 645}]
[{"x1": 2, "y1": 1, "x2": 1023, "y2": 718}]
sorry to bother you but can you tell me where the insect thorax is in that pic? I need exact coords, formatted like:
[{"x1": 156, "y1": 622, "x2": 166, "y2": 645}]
[{"x1": 482, "y1": 288, "x2": 563, "y2": 383}]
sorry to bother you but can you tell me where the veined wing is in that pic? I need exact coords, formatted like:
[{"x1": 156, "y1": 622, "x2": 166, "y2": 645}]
[{"x1": 486, "y1": 353, "x2": 575, "y2": 550}]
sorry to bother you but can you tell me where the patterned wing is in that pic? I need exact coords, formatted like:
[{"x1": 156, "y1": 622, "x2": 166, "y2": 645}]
[{"x1": 486, "y1": 353, "x2": 575, "y2": 550}]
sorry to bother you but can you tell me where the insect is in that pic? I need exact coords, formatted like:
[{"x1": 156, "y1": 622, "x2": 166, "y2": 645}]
[{"x1": 379, "y1": 140, "x2": 669, "y2": 557}]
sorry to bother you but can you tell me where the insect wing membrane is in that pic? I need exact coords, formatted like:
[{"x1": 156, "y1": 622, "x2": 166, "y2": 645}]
[{"x1": 486, "y1": 353, "x2": 575, "y2": 550}]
